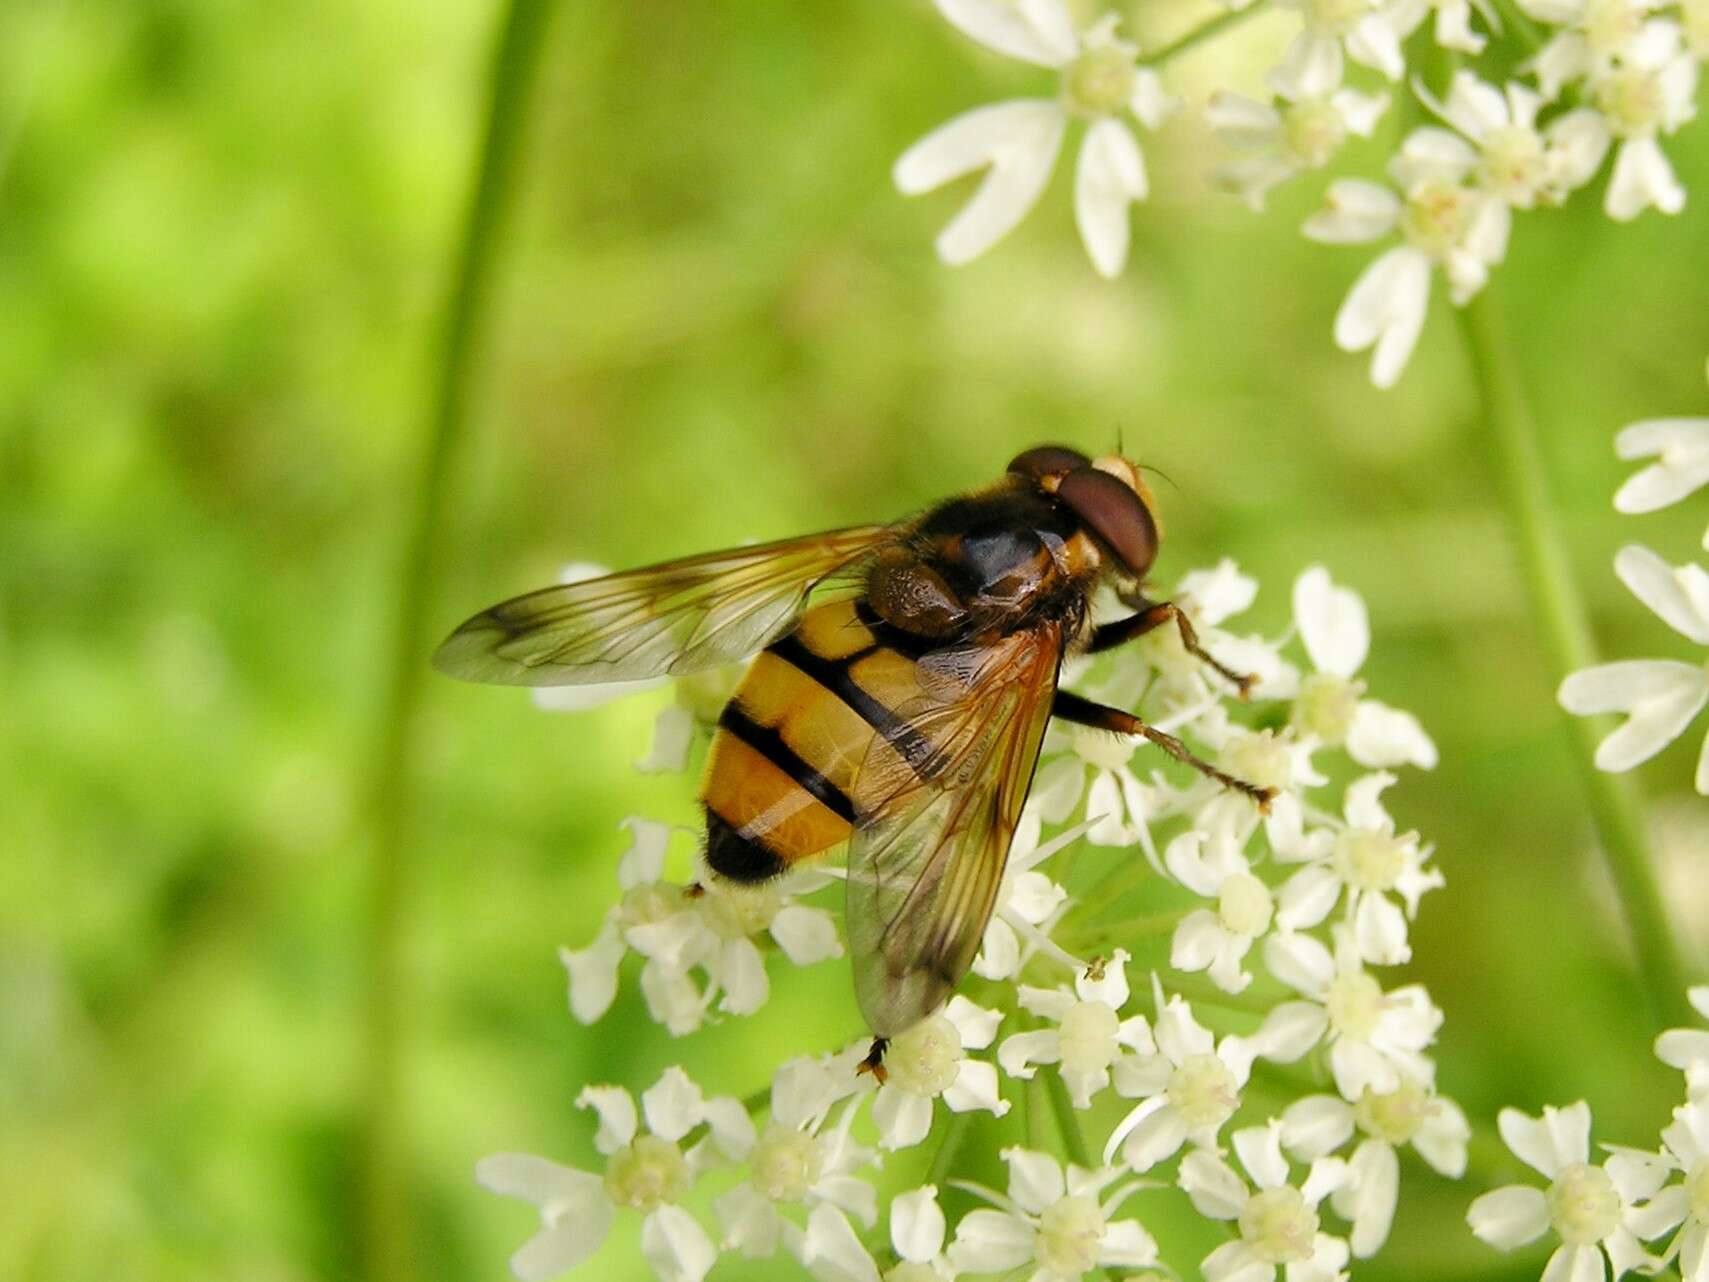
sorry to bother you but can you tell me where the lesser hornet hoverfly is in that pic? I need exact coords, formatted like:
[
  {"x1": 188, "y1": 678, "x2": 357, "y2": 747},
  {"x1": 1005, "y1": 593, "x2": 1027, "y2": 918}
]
[{"x1": 434, "y1": 445, "x2": 1274, "y2": 1077}]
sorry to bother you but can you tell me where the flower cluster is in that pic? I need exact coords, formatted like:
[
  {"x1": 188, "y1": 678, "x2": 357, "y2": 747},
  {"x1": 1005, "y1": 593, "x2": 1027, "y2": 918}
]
[
  {"x1": 1561, "y1": 388, "x2": 1709, "y2": 795},
  {"x1": 480, "y1": 562, "x2": 1473, "y2": 1281},
  {"x1": 892, "y1": 0, "x2": 1703, "y2": 387},
  {"x1": 1467, "y1": 987, "x2": 1709, "y2": 1282}
]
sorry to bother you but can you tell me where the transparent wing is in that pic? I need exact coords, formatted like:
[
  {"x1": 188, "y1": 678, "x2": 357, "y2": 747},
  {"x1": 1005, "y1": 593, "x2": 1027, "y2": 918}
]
[
  {"x1": 845, "y1": 625, "x2": 1062, "y2": 1038},
  {"x1": 433, "y1": 526, "x2": 893, "y2": 686}
]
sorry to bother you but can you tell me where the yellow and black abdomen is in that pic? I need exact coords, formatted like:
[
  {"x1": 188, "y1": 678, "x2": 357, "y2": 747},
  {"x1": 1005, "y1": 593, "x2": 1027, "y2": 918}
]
[{"x1": 700, "y1": 597, "x2": 938, "y2": 882}]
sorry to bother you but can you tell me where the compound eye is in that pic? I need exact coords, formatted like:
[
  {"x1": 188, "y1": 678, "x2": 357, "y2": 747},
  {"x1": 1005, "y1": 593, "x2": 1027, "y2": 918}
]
[
  {"x1": 1056, "y1": 465, "x2": 1158, "y2": 577},
  {"x1": 1007, "y1": 444, "x2": 1091, "y2": 479}
]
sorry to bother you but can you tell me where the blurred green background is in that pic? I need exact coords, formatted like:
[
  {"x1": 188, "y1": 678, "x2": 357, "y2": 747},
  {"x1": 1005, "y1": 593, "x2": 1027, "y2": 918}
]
[{"x1": 3, "y1": 1, "x2": 1707, "y2": 1279}]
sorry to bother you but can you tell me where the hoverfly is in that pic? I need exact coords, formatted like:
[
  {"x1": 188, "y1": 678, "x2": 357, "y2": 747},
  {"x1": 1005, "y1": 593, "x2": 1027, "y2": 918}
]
[{"x1": 435, "y1": 445, "x2": 1273, "y2": 1075}]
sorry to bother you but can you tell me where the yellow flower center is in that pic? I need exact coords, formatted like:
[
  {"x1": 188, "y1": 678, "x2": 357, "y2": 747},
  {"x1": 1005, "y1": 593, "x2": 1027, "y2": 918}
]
[
  {"x1": 1545, "y1": 1163, "x2": 1622, "y2": 1245},
  {"x1": 1354, "y1": 1079, "x2": 1431, "y2": 1144},
  {"x1": 1595, "y1": 66, "x2": 1667, "y2": 138},
  {"x1": 885, "y1": 1265, "x2": 940, "y2": 1282},
  {"x1": 1326, "y1": 971, "x2": 1386, "y2": 1040},
  {"x1": 1218, "y1": 873, "x2": 1275, "y2": 938},
  {"x1": 750, "y1": 1125, "x2": 822, "y2": 1202},
  {"x1": 1478, "y1": 125, "x2": 1550, "y2": 205},
  {"x1": 1399, "y1": 179, "x2": 1476, "y2": 258},
  {"x1": 1583, "y1": 0, "x2": 1647, "y2": 52},
  {"x1": 1293, "y1": 672, "x2": 1360, "y2": 743},
  {"x1": 1283, "y1": 101, "x2": 1349, "y2": 169},
  {"x1": 620, "y1": 881, "x2": 681, "y2": 927},
  {"x1": 1304, "y1": 0, "x2": 1376, "y2": 32},
  {"x1": 1333, "y1": 829, "x2": 1407, "y2": 892},
  {"x1": 1167, "y1": 1053, "x2": 1240, "y2": 1131},
  {"x1": 1036, "y1": 1195, "x2": 1107, "y2": 1274},
  {"x1": 1239, "y1": 1186, "x2": 1320, "y2": 1263},
  {"x1": 1061, "y1": 46, "x2": 1137, "y2": 118},
  {"x1": 603, "y1": 1134, "x2": 690, "y2": 1212},
  {"x1": 886, "y1": 1013, "x2": 964, "y2": 1098},
  {"x1": 697, "y1": 879, "x2": 780, "y2": 939},
  {"x1": 1059, "y1": 1000, "x2": 1121, "y2": 1076},
  {"x1": 1218, "y1": 730, "x2": 1294, "y2": 792}
]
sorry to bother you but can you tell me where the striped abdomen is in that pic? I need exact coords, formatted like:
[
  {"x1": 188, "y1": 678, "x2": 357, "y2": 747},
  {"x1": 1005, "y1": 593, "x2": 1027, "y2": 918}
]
[{"x1": 701, "y1": 597, "x2": 939, "y2": 882}]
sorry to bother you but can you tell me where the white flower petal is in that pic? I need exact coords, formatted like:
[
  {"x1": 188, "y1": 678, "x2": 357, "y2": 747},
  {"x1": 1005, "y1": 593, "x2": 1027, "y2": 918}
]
[
  {"x1": 1074, "y1": 119, "x2": 1147, "y2": 278},
  {"x1": 1616, "y1": 545, "x2": 1709, "y2": 643},
  {"x1": 770, "y1": 905, "x2": 844, "y2": 965},
  {"x1": 1303, "y1": 179, "x2": 1402, "y2": 243},
  {"x1": 1333, "y1": 246, "x2": 1432, "y2": 390},
  {"x1": 1606, "y1": 136, "x2": 1686, "y2": 221},
  {"x1": 1233, "y1": 1123, "x2": 1292, "y2": 1189},
  {"x1": 637, "y1": 705, "x2": 695, "y2": 774},
  {"x1": 1179, "y1": 1149, "x2": 1251, "y2": 1219},
  {"x1": 1281, "y1": 1095, "x2": 1357, "y2": 1160},
  {"x1": 948, "y1": 1208, "x2": 1035, "y2": 1272},
  {"x1": 1348, "y1": 700, "x2": 1440, "y2": 769},
  {"x1": 896, "y1": 101, "x2": 1068, "y2": 265},
  {"x1": 642, "y1": 1206, "x2": 720, "y2": 1282},
  {"x1": 944, "y1": 1058, "x2": 1009, "y2": 1115},
  {"x1": 577, "y1": 1085, "x2": 639, "y2": 1154},
  {"x1": 1467, "y1": 1184, "x2": 1551, "y2": 1248},
  {"x1": 934, "y1": 0, "x2": 1079, "y2": 66},
  {"x1": 559, "y1": 922, "x2": 626, "y2": 1025},
  {"x1": 1003, "y1": 1146, "x2": 1067, "y2": 1214},
  {"x1": 643, "y1": 1067, "x2": 706, "y2": 1143},
  {"x1": 891, "y1": 1185, "x2": 948, "y2": 1262}
]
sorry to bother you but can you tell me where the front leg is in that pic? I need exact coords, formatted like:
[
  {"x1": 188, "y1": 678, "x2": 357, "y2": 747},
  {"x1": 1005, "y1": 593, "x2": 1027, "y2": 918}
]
[
  {"x1": 1088, "y1": 599, "x2": 1257, "y2": 698},
  {"x1": 1052, "y1": 690, "x2": 1275, "y2": 810}
]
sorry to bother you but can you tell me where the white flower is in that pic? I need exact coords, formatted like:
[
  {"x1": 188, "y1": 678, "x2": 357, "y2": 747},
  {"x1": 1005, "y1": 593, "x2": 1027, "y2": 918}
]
[
  {"x1": 558, "y1": 817, "x2": 704, "y2": 1033},
  {"x1": 1261, "y1": 926, "x2": 1443, "y2": 1099},
  {"x1": 869, "y1": 997, "x2": 1010, "y2": 1150},
  {"x1": 713, "y1": 1051, "x2": 877, "y2": 1264},
  {"x1": 1558, "y1": 545, "x2": 1709, "y2": 794},
  {"x1": 1138, "y1": 560, "x2": 1301, "y2": 707},
  {"x1": 1178, "y1": 1121, "x2": 1351, "y2": 1282},
  {"x1": 1001, "y1": 950, "x2": 1154, "y2": 1107},
  {"x1": 803, "y1": 1184, "x2": 964, "y2": 1282},
  {"x1": 972, "y1": 809, "x2": 1078, "y2": 981},
  {"x1": 1032, "y1": 725, "x2": 1165, "y2": 854},
  {"x1": 559, "y1": 818, "x2": 845, "y2": 1035},
  {"x1": 895, "y1": 0, "x2": 1174, "y2": 276},
  {"x1": 1586, "y1": 21, "x2": 1698, "y2": 220},
  {"x1": 1166, "y1": 828, "x2": 1277, "y2": 993},
  {"x1": 1106, "y1": 978, "x2": 1258, "y2": 1171},
  {"x1": 1615, "y1": 418, "x2": 1709, "y2": 549},
  {"x1": 948, "y1": 1147, "x2": 1159, "y2": 1279},
  {"x1": 1272, "y1": 0, "x2": 1415, "y2": 89},
  {"x1": 1390, "y1": 0, "x2": 1501, "y2": 53},
  {"x1": 476, "y1": 1067, "x2": 734, "y2": 1282},
  {"x1": 684, "y1": 870, "x2": 845, "y2": 1018},
  {"x1": 1411, "y1": 70, "x2": 1610, "y2": 208},
  {"x1": 1657, "y1": 986, "x2": 1709, "y2": 1097},
  {"x1": 1290, "y1": 566, "x2": 1438, "y2": 768},
  {"x1": 1304, "y1": 164, "x2": 1508, "y2": 388},
  {"x1": 1522, "y1": 0, "x2": 1666, "y2": 97},
  {"x1": 1625, "y1": 1098, "x2": 1709, "y2": 1281},
  {"x1": 1280, "y1": 1080, "x2": 1470, "y2": 1255},
  {"x1": 1274, "y1": 772, "x2": 1444, "y2": 966},
  {"x1": 1467, "y1": 1101, "x2": 1667, "y2": 1280},
  {"x1": 1208, "y1": 54, "x2": 1389, "y2": 210}
]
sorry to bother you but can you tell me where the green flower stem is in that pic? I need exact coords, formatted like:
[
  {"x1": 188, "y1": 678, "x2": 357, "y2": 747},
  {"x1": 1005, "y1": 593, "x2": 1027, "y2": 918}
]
[
  {"x1": 1043, "y1": 1069, "x2": 1095, "y2": 1170},
  {"x1": 1026, "y1": 1072, "x2": 1051, "y2": 1151},
  {"x1": 1457, "y1": 291, "x2": 1694, "y2": 1030},
  {"x1": 1057, "y1": 855, "x2": 1156, "y2": 937},
  {"x1": 1140, "y1": 4, "x2": 1267, "y2": 66},
  {"x1": 1057, "y1": 906, "x2": 1188, "y2": 959},
  {"x1": 357, "y1": 4, "x2": 555, "y2": 1279},
  {"x1": 927, "y1": 1110, "x2": 974, "y2": 1186}
]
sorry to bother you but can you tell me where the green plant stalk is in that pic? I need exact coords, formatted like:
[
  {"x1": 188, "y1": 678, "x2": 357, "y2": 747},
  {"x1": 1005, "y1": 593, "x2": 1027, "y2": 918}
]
[
  {"x1": 358, "y1": 4, "x2": 556, "y2": 1279},
  {"x1": 1457, "y1": 292, "x2": 1693, "y2": 1030},
  {"x1": 1042, "y1": 1069, "x2": 1094, "y2": 1170},
  {"x1": 927, "y1": 1110, "x2": 975, "y2": 1187},
  {"x1": 1140, "y1": 4, "x2": 1266, "y2": 66}
]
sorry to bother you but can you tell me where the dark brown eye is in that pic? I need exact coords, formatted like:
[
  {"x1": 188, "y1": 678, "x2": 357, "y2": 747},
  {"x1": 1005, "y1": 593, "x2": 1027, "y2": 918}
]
[
  {"x1": 1007, "y1": 445, "x2": 1091, "y2": 479},
  {"x1": 1056, "y1": 466, "x2": 1158, "y2": 576}
]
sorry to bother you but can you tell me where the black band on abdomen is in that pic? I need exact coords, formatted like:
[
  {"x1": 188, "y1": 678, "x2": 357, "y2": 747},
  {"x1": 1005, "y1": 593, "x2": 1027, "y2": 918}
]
[
  {"x1": 716, "y1": 704, "x2": 860, "y2": 824},
  {"x1": 769, "y1": 636, "x2": 940, "y2": 777}
]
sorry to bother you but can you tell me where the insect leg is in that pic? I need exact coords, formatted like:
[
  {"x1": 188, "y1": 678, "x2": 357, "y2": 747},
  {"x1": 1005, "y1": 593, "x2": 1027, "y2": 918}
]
[
  {"x1": 856, "y1": 1037, "x2": 889, "y2": 1084},
  {"x1": 1051, "y1": 690, "x2": 1275, "y2": 809},
  {"x1": 1089, "y1": 599, "x2": 1257, "y2": 698}
]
